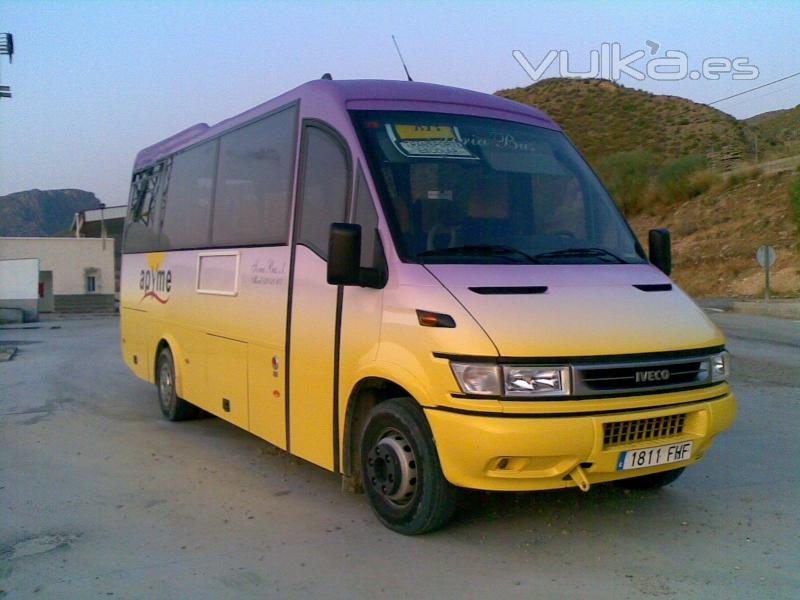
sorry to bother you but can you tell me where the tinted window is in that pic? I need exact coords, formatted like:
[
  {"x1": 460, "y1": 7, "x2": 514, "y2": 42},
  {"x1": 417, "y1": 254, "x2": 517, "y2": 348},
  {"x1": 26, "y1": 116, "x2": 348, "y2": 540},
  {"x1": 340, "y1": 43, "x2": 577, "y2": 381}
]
[
  {"x1": 297, "y1": 127, "x2": 349, "y2": 258},
  {"x1": 124, "y1": 161, "x2": 168, "y2": 253},
  {"x1": 161, "y1": 141, "x2": 218, "y2": 250},
  {"x1": 354, "y1": 169, "x2": 379, "y2": 268},
  {"x1": 353, "y1": 111, "x2": 646, "y2": 264},
  {"x1": 212, "y1": 106, "x2": 297, "y2": 246}
]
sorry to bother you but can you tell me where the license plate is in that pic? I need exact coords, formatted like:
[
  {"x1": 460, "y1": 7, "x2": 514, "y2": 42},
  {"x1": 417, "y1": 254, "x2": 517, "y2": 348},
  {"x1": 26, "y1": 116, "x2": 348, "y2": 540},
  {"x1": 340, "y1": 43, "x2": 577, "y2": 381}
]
[{"x1": 616, "y1": 441, "x2": 693, "y2": 471}]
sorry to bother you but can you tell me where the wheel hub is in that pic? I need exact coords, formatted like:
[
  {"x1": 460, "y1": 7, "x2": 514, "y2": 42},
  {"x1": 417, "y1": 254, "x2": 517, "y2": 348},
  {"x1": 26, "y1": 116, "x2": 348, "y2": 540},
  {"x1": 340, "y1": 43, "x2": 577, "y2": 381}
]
[
  {"x1": 366, "y1": 430, "x2": 417, "y2": 505},
  {"x1": 159, "y1": 363, "x2": 173, "y2": 403}
]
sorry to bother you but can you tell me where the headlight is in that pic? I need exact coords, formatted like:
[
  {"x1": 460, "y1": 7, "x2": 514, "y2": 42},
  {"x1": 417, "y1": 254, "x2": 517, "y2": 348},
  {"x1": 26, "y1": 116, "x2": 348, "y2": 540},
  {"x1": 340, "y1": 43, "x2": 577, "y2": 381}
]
[
  {"x1": 504, "y1": 366, "x2": 571, "y2": 397},
  {"x1": 450, "y1": 363, "x2": 502, "y2": 395},
  {"x1": 450, "y1": 363, "x2": 571, "y2": 397},
  {"x1": 710, "y1": 351, "x2": 729, "y2": 383}
]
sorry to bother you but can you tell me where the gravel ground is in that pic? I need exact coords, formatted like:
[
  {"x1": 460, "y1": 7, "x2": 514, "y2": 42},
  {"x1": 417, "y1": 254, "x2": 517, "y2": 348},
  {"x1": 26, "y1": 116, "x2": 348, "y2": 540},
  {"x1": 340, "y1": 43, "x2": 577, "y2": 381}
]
[{"x1": 1, "y1": 313, "x2": 798, "y2": 599}]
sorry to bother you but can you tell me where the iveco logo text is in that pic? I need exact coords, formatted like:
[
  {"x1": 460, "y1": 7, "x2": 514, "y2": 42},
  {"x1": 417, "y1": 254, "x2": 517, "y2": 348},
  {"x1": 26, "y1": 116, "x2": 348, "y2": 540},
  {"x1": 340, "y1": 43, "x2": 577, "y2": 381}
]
[{"x1": 635, "y1": 369, "x2": 670, "y2": 383}]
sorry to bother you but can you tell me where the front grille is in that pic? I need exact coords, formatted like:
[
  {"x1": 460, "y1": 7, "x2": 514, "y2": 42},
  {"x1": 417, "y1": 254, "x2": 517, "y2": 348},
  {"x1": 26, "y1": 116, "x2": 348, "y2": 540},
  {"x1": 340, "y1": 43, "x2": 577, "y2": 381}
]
[
  {"x1": 574, "y1": 357, "x2": 711, "y2": 396},
  {"x1": 603, "y1": 413, "x2": 686, "y2": 447}
]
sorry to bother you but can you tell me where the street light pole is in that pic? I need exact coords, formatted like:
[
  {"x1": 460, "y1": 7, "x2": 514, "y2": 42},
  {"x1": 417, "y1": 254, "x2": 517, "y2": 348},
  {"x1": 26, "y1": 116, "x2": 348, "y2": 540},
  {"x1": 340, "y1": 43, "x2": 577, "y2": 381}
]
[{"x1": 0, "y1": 32, "x2": 14, "y2": 99}]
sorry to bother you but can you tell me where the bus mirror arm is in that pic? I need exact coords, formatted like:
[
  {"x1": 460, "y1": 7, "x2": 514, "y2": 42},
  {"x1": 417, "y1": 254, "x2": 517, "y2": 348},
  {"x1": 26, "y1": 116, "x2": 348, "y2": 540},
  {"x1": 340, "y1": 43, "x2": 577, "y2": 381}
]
[{"x1": 648, "y1": 228, "x2": 672, "y2": 276}]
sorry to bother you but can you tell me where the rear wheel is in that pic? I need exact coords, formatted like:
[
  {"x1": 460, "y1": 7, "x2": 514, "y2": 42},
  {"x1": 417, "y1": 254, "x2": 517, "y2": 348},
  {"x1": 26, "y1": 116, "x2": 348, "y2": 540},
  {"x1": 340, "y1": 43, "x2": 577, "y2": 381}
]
[
  {"x1": 360, "y1": 398, "x2": 458, "y2": 535},
  {"x1": 617, "y1": 467, "x2": 685, "y2": 490},
  {"x1": 156, "y1": 347, "x2": 199, "y2": 421}
]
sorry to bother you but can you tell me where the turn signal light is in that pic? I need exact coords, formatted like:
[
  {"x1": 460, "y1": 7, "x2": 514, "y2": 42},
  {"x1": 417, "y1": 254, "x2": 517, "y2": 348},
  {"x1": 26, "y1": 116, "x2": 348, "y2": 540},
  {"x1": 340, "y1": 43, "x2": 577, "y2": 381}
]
[{"x1": 416, "y1": 310, "x2": 456, "y2": 328}]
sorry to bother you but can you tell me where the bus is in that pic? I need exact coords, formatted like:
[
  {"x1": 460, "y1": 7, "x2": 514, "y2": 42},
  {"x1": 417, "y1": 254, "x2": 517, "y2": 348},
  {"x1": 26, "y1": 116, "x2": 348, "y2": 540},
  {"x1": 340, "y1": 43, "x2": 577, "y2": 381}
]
[{"x1": 121, "y1": 78, "x2": 736, "y2": 534}]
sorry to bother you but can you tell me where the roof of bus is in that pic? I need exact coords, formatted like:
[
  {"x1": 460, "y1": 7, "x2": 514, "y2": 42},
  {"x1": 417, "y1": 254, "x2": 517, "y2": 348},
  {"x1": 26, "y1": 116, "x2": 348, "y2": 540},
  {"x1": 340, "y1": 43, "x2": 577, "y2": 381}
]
[{"x1": 133, "y1": 79, "x2": 558, "y2": 170}]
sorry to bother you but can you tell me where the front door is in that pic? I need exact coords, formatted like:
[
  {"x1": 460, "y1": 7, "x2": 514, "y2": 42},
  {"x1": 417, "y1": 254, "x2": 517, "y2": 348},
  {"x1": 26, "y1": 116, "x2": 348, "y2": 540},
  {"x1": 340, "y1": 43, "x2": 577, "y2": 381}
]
[{"x1": 287, "y1": 123, "x2": 351, "y2": 470}]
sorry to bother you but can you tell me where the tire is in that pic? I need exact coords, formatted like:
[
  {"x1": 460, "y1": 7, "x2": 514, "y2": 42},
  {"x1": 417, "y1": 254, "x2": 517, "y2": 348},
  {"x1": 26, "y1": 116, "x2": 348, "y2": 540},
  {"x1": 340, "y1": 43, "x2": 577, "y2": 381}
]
[
  {"x1": 156, "y1": 347, "x2": 199, "y2": 422},
  {"x1": 360, "y1": 398, "x2": 458, "y2": 535},
  {"x1": 617, "y1": 467, "x2": 685, "y2": 490}
]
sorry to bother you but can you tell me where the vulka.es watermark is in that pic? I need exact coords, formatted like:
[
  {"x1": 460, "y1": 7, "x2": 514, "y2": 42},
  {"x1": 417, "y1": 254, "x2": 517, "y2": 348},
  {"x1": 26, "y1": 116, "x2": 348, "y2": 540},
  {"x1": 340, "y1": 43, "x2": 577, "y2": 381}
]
[{"x1": 513, "y1": 41, "x2": 759, "y2": 82}]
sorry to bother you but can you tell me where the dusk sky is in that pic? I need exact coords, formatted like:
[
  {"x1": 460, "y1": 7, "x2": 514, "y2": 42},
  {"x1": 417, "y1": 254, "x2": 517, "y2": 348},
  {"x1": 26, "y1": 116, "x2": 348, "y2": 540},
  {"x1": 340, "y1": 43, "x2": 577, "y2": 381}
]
[{"x1": 1, "y1": 0, "x2": 798, "y2": 204}]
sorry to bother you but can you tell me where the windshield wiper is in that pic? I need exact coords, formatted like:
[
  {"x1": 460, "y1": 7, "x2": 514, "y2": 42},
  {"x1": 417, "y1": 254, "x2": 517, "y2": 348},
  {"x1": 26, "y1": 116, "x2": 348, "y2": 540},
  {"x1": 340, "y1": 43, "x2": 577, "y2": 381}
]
[
  {"x1": 532, "y1": 247, "x2": 628, "y2": 264},
  {"x1": 416, "y1": 245, "x2": 541, "y2": 264}
]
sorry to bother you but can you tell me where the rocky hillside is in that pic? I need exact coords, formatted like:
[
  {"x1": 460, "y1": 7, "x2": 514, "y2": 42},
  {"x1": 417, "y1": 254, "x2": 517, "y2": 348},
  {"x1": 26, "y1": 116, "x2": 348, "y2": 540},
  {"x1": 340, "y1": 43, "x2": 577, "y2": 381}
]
[
  {"x1": 498, "y1": 78, "x2": 753, "y2": 168},
  {"x1": 745, "y1": 103, "x2": 800, "y2": 158},
  {"x1": 498, "y1": 78, "x2": 799, "y2": 297},
  {"x1": 629, "y1": 170, "x2": 799, "y2": 298},
  {"x1": 0, "y1": 189, "x2": 102, "y2": 237}
]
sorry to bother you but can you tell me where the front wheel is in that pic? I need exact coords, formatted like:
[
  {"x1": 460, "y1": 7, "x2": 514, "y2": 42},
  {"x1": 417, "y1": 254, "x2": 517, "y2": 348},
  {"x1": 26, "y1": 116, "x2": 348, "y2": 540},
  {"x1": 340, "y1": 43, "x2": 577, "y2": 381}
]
[
  {"x1": 156, "y1": 347, "x2": 199, "y2": 422},
  {"x1": 617, "y1": 467, "x2": 685, "y2": 490},
  {"x1": 360, "y1": 398, "x2": 458, "y2": 535}
]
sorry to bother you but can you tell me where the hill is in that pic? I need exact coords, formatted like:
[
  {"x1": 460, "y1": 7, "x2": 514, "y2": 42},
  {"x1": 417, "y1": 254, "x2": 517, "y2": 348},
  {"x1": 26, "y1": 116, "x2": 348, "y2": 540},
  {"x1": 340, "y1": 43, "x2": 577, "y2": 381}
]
[
  {"x1": 498, "y1": 78, "x2": 798, "y2": 297},
  {"x1": 745, "y1": 103, "x2": 800, "y2": 157},
  {"x1": 629, "y1": 170, "x2": 799, "y2": 297},
  {"x1": 497, "y1": 78, "x2": 753, "y2": 168},
  {"x1": 0, "y1": 189, "x2": 102, "y2": 237}
]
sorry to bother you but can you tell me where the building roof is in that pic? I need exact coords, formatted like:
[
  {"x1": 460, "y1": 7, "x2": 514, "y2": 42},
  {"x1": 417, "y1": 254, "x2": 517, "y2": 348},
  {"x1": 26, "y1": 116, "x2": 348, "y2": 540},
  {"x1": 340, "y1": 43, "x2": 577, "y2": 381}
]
[
  {"x1": 79, "y1": 206, "x2": 127, "y2": 222},
  {"x1": 134, "y1": 79, "x2": 557, "y2": 170}
]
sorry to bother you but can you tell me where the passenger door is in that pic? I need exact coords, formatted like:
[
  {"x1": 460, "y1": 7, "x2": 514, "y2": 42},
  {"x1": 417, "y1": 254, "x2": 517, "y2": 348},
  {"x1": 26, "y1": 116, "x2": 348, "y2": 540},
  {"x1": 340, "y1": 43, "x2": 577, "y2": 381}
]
[{"x1": 288, "y1": 123, "x2": 350, "y2": 470}]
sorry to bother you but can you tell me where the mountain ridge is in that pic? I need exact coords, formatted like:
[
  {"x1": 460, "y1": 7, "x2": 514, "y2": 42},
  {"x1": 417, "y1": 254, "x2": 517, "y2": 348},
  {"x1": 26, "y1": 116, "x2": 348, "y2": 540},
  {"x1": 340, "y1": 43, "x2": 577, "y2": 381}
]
[{"x1": 0, "y1": 189, "x2": 102, "y2": 237}]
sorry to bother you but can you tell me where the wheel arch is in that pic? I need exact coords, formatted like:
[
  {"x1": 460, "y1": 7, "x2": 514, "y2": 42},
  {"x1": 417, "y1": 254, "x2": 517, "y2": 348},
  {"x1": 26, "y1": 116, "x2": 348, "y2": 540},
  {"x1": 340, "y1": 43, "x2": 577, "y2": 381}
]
[
  {"x1": 342, "y1": 376, "x2": 416, "y2": 479},
  {"x1": 153, "y1": 334, "x2": 186, "y2": 398}
]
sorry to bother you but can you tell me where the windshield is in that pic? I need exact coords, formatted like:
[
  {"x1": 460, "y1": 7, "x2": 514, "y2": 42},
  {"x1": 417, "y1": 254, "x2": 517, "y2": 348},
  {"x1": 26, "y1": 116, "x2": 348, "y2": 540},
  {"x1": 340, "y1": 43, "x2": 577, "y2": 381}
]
[{"x1": 352, "y1": 110, "x2": 646, "y2": 265}]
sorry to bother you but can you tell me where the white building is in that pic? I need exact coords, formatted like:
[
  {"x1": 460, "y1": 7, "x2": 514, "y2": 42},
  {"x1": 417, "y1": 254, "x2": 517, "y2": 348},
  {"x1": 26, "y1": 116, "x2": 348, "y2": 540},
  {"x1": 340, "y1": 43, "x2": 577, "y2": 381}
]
[{"x1": 0, "y1": 236, "x2": 115, "y2": 316}]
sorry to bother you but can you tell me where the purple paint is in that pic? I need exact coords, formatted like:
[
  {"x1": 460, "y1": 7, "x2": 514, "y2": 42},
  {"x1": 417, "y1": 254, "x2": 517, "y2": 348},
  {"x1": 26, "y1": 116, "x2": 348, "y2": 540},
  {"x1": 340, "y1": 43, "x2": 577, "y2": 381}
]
[{"x1": 133, "y1": 79, "x2": 558, "y2": 171}]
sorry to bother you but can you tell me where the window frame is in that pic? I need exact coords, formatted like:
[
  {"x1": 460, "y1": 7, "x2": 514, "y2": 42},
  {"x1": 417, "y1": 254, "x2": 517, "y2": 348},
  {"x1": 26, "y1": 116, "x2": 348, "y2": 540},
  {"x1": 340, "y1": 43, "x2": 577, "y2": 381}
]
[
  {"x1": 293, "y1": 119, "x2": 353, "y2": 261},
  {"x1": 124, "y1": 100, "x2": 300, "y2": 254},
  {"x1": 351, "y1": 109, "x2": 648, "y2": 265},
  {"x1": 158, "y1": 138, "x2": 220, "y2": 252},
  {"x1": 210, "y1": 103, "x2": 300, "y2": 248},
  {"x1": 123, "y1": 160, "x2": 169, "y2": 254}
]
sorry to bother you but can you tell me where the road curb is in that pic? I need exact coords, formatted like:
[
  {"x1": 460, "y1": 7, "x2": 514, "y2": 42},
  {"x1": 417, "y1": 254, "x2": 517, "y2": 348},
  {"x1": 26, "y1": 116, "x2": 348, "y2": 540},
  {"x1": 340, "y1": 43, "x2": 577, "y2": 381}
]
[{"x1": 731, "y1": 301, "x2": 800, "y2": 320}]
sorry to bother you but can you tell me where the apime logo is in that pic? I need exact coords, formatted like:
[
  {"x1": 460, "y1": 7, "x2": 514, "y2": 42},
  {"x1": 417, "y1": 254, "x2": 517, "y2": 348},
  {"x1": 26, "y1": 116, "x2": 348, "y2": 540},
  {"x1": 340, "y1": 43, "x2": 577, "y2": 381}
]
[
  {"x1": 635, "y1": 369, "x2": 671, "y2": 383},
  {"x1": 139, "y1": 253, "x2": 172, "y2": 304}
]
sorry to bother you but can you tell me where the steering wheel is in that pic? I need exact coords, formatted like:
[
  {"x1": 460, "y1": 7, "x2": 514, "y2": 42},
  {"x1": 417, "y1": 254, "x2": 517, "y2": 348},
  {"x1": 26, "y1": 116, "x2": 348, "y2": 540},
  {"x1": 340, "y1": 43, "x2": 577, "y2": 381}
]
[
  {"x1": 426, "y1": 222, "x2": 462, "y2": 250},
  {"x1": 550, "y1": 230, "x2": 577, "y2": 243}
]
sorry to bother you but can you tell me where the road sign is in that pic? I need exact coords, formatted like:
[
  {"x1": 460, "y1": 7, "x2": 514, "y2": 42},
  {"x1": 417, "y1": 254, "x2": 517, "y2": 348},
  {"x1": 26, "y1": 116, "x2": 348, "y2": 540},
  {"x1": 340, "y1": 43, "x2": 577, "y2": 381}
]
[
  {"x1": 756, "y1": 245, "x2": 776, "y2": 300},
  {"x1": 0, "y1": 85, "x2": 10, "y2": 99},
  {"x1": 756, "y1": 245, "x2": 776, "y2": 268}
]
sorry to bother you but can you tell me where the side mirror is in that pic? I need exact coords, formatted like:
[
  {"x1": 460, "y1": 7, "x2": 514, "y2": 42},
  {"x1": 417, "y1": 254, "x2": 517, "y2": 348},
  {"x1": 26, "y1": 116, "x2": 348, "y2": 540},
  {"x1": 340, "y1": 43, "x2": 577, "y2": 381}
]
[
  {"x1": 327, "y1": 223, "x2": 362, "y2": 286},
  {"x1": 648, "y1": 228, "x2": 672, "y2": 276}
]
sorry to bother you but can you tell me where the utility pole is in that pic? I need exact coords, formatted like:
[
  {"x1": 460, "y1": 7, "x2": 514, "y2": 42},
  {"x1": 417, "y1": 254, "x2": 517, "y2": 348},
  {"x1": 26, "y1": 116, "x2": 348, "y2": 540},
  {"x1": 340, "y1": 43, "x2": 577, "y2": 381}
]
[{"x1": 0, "y1": 33, "x2": 13, "y2": 99}]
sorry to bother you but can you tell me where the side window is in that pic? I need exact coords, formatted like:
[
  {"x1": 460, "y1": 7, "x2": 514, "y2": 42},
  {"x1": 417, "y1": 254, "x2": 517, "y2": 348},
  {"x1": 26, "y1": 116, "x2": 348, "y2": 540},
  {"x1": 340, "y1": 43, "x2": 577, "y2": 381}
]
[
  {"x1": 353, "y1": 168, "x2": 379, "y2": 268},
  {"x1": 123, "y1": 162, "x2": 167, "y2": 253},
  {"x1": 212, "y1": 106, "x2": 297, "y2": 246},
  {"x1": 297, "y1": 126, "x2": 349, "y2": 259},
  {"x1": 160, "y1": 141, "x2": 218, "y2": 250}
]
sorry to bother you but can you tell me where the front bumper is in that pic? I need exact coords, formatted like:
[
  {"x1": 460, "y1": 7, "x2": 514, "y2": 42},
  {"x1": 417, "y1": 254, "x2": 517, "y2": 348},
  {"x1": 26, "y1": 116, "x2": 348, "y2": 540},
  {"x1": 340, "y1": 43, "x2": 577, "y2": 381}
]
[{"x1": 425, "y1": 391, "x2": 736, "y2": 491}]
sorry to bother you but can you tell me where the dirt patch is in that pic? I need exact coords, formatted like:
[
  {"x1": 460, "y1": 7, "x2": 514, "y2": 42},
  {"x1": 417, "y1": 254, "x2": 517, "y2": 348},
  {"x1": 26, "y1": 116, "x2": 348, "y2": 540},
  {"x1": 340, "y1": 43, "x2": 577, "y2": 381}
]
[
  {"x1": 0, "y1": 533, "x2": 80, "y2": 561},
  {"x1": 630, "y1": 170, "x2": 800, "y2": 297}
]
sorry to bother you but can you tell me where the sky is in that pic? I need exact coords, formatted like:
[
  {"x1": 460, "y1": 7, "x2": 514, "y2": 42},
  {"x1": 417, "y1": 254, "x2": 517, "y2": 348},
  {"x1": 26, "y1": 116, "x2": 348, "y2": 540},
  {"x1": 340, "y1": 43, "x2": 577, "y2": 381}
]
[{"x1": 1, "y1": 0, "x2": 798, "y2": 204}]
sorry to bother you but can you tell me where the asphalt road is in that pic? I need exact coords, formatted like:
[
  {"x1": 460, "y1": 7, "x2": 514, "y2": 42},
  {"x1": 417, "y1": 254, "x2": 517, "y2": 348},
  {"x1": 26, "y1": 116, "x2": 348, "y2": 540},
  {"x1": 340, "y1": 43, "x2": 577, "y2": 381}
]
[{"x1": 1, "y1": 312, "x2": 798, "y2": 599}]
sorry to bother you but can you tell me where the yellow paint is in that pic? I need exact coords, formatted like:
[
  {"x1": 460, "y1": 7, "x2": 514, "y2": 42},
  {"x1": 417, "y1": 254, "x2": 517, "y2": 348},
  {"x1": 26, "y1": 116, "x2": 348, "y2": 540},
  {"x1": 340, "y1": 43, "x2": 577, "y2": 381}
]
[
  {"x1": 121, "y1": 245, "x2": 737, "y2": 493},
  {"x1": 394, "y1": 124, "x2": 456, "y2": 140},
  {"x1": 249, "y1": 344, "x2": 286, "y2": 450},
  {"x1": 146, "y1": 252, "x2": 166, "y2": 271},
  {"x1": 206, "y1": 335, "x2": 249, "y2": 428},
  {"x1": 288, "y1": 247, "x2": 337, "y2": 470},
  {"x1": 425, "y1": 391, "x2": 736, "y2": 491}
]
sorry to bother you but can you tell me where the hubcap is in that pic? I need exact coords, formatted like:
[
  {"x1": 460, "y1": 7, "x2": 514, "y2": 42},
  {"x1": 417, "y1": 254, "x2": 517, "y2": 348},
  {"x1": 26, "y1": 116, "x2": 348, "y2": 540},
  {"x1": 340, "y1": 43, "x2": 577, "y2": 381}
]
[
  {"x1": 159, "y1": 362, "x2": 173, "y2": 407},
  {"x1": 366, "y1": 429, "x2": 418, "y2": 505}
]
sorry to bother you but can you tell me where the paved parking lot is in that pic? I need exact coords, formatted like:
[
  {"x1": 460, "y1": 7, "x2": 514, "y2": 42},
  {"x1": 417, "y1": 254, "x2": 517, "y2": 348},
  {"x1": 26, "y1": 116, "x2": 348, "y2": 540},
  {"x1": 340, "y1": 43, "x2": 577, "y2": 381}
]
[{"x1": 1, "y1": 313, "x2": 798, "y2": 599}]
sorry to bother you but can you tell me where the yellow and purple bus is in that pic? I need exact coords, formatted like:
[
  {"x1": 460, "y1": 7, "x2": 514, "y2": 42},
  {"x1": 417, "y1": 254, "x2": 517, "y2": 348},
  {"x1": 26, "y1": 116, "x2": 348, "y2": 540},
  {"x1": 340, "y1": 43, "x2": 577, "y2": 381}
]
[{"x1": 121, "y1": 79, "x2": 735, "y2": 534}]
